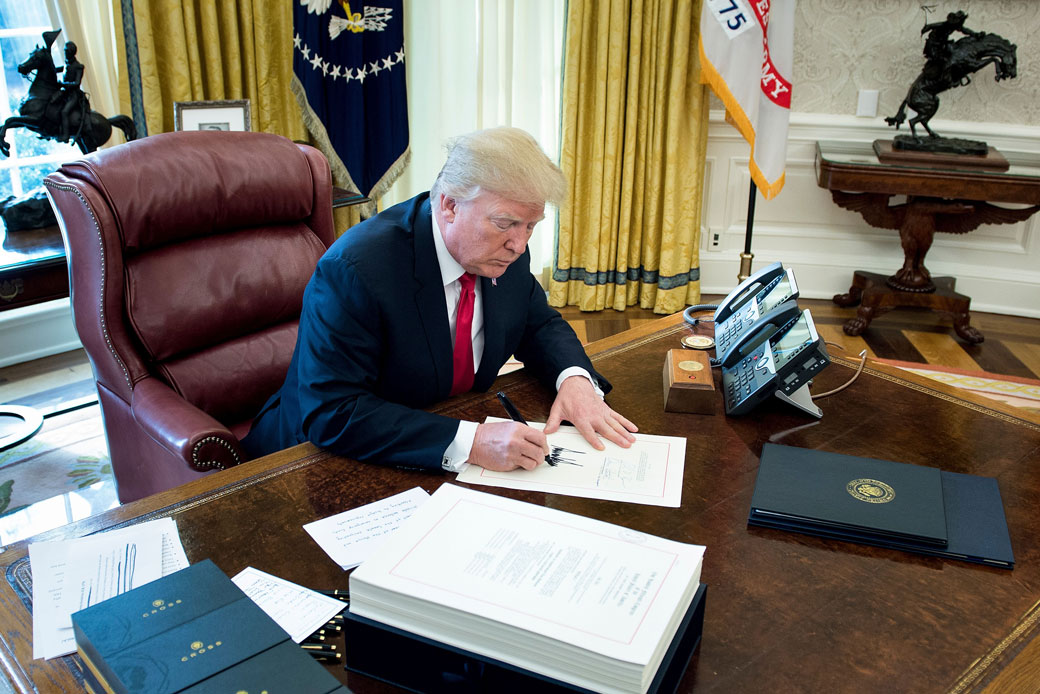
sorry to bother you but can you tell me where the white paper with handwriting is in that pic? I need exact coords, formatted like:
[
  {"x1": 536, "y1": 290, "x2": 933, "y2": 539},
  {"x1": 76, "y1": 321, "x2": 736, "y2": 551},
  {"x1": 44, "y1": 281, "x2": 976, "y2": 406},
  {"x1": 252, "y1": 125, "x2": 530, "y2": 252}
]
[
  {"x1": 303, "y1": 486, "x2": 430, "y2": 570},
  {"x1": 29, "y1": 517, "x2": 188, "y2": 660},
  {"x1": 231, "y1": 567, "x2": 345, "y2": 642}
]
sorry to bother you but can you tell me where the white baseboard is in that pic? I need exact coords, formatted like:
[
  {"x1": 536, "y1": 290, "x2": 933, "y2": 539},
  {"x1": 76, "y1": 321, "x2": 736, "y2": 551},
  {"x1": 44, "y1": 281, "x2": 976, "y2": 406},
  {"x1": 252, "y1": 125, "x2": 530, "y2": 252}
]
[{"x1": 0, "y1": 299, "x2": 82, "y2": 368}]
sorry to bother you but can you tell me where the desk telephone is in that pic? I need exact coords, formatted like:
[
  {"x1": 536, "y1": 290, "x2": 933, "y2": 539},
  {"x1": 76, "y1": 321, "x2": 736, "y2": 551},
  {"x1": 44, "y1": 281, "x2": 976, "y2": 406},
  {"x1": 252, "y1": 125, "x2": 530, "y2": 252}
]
[
  {"x1": 683, "y1": 261, "x2": 830, "y2": 417},
  {"x1": 714, "y1": 261, "x2": 800, "y2": 359},
  {"x1": 719, "y1": 304, "x2": 830, "y2": 416}
]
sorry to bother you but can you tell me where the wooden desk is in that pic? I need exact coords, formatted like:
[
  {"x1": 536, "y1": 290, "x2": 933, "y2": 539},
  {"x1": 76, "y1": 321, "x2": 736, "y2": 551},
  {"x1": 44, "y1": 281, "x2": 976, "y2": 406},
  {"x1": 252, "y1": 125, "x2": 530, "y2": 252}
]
[
  {"x1": 815, "y1": 140, "x2": 1040, "y2": 344},
  {"x1": 2, "y1": 314, "x2": 1039, "y2": 693}
]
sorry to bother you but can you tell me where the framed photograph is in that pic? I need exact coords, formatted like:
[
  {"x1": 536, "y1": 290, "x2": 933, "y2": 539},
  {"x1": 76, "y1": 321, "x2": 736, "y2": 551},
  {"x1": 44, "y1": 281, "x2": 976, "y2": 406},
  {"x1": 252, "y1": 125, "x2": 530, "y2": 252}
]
[{"x1": 173, "y1": 99, "x2": 251, "y2": 132}]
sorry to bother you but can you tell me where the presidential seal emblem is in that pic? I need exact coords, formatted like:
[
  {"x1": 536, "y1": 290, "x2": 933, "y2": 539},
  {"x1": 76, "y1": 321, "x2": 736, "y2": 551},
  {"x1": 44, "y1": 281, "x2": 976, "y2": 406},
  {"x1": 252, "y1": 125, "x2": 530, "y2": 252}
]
[
  {"x1": 846, "y1": 478, "x2": 895, "y2": 504},
  {"x1": 682, "y1": 334, "x2": 715, "y2": 350}
]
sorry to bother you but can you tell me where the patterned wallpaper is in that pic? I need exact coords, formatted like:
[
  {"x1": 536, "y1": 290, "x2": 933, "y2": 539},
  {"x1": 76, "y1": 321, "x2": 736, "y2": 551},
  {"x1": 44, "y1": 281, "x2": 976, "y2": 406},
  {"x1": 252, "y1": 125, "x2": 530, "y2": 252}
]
[{"x1": 753, "y1": 1, "x2": 1040, "y2": 125}]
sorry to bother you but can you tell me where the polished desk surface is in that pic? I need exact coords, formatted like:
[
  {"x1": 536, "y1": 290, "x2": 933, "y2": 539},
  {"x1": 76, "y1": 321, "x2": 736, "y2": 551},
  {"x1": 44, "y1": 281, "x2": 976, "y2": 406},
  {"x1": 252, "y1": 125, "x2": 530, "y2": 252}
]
[{"x1": 2, "y1": 314, "x2": 1039, "y2": 693}]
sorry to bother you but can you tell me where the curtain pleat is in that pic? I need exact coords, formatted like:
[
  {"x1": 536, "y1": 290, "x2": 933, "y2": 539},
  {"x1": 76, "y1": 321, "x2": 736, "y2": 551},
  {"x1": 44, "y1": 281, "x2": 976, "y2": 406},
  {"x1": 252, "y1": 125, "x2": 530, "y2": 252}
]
[
  {"x1": 55, "y1": 0, "x2": 121, "y2": 125},
  {"x1": 113, "y1": 0, "x2": 305, "y2": 139},
  {"x1": 550, "y1": 0, "x2": 708, "y2": 314}
]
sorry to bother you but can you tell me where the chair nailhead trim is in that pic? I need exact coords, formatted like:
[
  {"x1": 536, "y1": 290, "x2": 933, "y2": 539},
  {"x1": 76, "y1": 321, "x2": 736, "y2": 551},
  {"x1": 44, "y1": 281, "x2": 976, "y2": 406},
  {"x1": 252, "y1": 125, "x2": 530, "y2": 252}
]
[
  {"x1": 42, "y1": 181, "x2": 133, "y2": 391},
  {"x1": 192, "y1": 436, "x2": 240, "y2": 470}
]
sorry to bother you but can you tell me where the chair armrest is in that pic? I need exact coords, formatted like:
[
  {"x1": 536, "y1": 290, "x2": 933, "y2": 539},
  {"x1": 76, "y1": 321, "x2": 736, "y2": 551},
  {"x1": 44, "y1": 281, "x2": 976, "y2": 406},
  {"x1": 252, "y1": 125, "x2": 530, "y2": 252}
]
[{"x1": 131, "y1": 377, "x2": 245, "y2": 472}]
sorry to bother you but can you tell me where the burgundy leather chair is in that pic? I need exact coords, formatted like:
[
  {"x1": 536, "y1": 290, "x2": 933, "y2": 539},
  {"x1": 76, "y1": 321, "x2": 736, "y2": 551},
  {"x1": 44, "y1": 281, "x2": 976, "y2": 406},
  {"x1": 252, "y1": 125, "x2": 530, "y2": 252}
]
[{"x1": 43, "y1": 131, "x2": 335, "y2": 503}]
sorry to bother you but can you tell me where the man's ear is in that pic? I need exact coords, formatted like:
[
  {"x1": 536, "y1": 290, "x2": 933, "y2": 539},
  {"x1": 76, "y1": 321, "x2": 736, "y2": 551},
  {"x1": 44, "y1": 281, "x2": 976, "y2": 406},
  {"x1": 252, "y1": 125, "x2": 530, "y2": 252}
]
[{"x1": 441, "y1": 196, "x2": 458, "y2": 223}]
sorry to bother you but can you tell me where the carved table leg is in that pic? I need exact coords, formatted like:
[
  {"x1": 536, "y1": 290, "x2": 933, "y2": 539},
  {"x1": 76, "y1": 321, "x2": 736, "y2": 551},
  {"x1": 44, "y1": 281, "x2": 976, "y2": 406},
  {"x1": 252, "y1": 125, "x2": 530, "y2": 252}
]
[
  {"x1": 888, "y1": 200, "x2": 944, "y2": 292},
  {"x1": 953, "y1": 312, "x2": 984, "y2": 344},
  {"x1": 843, "y1": 304, "x2": 875, "y2": 336},
  {"x1": 839, "y1": 272, "x2": 885, "y2": 336},
  {"x1": 833, "y1": 283, "x2": 863, "y2": 308}
]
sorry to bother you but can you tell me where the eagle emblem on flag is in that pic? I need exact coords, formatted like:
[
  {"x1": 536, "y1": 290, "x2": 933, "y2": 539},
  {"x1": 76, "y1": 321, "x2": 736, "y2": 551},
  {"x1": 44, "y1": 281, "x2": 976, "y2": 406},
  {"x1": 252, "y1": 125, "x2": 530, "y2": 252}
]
[{"x1": 300, "y1": 0, "x2": 393, "y2": 38}]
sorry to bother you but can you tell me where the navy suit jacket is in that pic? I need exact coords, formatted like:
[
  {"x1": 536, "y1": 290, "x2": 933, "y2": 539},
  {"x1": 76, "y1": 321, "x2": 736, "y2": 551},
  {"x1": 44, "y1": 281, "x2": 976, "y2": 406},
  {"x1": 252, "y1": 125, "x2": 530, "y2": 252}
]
[{"x1": 242, "y1": 193, "x2": 609, "y2": 469}]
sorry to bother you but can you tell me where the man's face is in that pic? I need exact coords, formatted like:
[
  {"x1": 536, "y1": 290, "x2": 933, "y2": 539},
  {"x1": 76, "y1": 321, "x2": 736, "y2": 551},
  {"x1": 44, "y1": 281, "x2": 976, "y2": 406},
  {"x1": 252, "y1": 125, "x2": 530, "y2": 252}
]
[{"x1": 437, "y1": 191, "x2": 545, "y2": 278}]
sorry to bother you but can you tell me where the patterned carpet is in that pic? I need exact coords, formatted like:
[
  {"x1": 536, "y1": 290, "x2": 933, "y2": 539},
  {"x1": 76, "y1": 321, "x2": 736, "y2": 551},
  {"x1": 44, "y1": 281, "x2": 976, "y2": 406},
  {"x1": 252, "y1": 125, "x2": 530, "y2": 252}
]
[
  {"x1": 0, "y1": 403, "x2": 114, "y2": 531},
  {"x1": 875, "y1": 359, "x2": 1040, "y2": 416}
]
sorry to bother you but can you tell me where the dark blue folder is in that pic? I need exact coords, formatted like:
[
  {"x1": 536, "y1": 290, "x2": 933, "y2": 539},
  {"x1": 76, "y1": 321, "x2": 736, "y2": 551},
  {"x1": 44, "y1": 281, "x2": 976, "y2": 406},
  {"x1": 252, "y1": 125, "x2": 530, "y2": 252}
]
[{"x1": 748, "y1": 444, "x2": 1014, "y2": 568}]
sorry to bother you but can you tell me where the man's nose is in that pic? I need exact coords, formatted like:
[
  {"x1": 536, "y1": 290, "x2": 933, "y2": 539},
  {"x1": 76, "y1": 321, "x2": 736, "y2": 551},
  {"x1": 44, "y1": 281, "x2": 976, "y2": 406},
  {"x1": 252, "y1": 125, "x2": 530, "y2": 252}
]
[{"x1": 504, "y1": 229, "x2": 528, "y2": 254}]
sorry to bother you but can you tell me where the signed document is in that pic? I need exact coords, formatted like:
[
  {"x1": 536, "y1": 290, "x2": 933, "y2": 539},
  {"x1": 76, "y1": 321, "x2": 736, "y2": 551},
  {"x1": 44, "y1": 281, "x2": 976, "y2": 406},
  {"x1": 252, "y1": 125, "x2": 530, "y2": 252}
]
[
  {"x1": 349, "y1": 484, "x2": 704, "y2": 694},
  {"x1": 455, "y1": 418, "x2": 686, "y2": 507}
]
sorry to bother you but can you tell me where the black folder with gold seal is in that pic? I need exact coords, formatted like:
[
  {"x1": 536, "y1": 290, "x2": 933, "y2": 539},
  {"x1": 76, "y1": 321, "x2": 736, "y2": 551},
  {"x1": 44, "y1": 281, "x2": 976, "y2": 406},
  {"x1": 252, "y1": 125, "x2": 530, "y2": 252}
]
[{"x1": 748, "y1": 444, "x2": 1014, "y2": 568}]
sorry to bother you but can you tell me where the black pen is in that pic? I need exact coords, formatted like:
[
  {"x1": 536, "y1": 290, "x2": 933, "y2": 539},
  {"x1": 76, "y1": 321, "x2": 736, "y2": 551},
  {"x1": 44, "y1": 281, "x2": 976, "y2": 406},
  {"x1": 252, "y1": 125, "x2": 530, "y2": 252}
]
[
  {"x1": 496, "y1": 391, "x2": 557, "y2": 466},
  {"x1": 496, "y1": 391, "x2": 527, "y2": 425}
]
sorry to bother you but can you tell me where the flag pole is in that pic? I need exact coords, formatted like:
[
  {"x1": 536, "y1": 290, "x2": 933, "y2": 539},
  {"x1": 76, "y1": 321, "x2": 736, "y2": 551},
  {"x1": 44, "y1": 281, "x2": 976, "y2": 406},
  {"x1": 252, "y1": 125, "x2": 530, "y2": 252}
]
[{"x1": 738, "y1": 178, "x2": 757, "y2": 282}]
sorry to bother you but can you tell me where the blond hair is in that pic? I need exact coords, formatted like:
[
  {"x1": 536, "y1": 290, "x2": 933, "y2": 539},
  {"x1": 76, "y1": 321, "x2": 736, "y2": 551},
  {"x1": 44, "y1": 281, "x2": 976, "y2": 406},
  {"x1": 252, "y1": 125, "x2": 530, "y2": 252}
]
[{"x1": 430, "y1": 127, "x2": 566, "y2": 208}]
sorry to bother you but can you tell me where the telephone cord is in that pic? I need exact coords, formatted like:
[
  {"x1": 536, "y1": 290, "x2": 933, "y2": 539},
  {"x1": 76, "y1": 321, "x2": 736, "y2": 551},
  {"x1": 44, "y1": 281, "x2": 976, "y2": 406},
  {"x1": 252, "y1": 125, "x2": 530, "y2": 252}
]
[
  {"x1": 811, "y1": 345, "x2": 868, "y2": 399},
  {"x1": 682, "y1": 304, "x2": 719, "y2": 327}
]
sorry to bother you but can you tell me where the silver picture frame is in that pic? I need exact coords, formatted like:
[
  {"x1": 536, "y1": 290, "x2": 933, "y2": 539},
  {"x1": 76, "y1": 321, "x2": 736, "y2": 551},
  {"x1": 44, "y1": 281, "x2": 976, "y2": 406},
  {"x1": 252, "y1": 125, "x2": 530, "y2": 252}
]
[{"x1": 173, "y1": 99, "x2": 251, "y2": 132}]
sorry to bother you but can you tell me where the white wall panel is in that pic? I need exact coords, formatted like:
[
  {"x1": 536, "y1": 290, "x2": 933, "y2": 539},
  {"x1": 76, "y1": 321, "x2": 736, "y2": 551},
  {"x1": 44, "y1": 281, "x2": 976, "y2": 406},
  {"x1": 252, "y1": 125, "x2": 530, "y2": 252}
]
[{"x1": 700, "y1": 113, "x2": 1040, "y2": 318}]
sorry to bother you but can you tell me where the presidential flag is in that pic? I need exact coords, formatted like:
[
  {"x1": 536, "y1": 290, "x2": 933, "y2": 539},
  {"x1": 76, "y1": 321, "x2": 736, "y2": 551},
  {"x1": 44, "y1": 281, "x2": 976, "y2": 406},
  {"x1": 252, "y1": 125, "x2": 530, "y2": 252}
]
[
  {"x1": 699, "y1": 0, "x2": 795, "y2": 199},
  {"x1": 292, "y1": 0, "x2": 409, "y2": 209}
]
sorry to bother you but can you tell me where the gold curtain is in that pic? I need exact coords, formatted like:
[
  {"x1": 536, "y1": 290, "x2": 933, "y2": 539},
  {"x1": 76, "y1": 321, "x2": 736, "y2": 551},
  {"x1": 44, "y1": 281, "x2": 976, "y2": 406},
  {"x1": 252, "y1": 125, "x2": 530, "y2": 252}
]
[
  {"x1": 549, "y1": 0, "x2": 708, "y2": 314},
  {"x1": 113, "y1": 0, "x2": 361, "y2": 230}
]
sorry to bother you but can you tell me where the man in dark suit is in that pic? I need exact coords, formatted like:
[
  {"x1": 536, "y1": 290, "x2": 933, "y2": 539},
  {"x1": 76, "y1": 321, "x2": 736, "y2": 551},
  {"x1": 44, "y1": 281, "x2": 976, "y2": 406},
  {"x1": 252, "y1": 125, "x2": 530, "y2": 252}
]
[{"x1": 243, "y1": 127, "x2": 636, "y2": 472}]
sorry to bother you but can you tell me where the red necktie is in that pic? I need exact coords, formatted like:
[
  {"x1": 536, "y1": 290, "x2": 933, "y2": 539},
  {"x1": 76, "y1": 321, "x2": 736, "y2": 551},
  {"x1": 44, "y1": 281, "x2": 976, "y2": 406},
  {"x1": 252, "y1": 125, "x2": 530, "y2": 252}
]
[{"x1": 450, "y1": 273, "x2": 476, "y2": 396}]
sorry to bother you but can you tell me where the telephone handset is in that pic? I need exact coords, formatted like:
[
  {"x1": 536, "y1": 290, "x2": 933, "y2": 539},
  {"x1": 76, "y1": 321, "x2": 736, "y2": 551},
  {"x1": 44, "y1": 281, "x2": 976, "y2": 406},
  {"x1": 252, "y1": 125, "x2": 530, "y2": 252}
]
[
  {"x1": 717, "y1": 300, "x2": 801, "y2": 368},
  {"x1": 721, "y1": 307, "x2": 830, "y2": 416},
  {"x1": 714, "y1": 261, "x2": 784, "y2": 324},
  {"x1": 713, "y1": 263, "x2": 800, "y2": 360}
]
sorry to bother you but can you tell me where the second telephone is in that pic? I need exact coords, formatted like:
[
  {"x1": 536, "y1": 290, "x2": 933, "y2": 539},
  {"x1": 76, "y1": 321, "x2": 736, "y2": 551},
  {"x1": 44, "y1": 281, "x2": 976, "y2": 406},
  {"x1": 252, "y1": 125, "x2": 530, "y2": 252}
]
[{"x1": 719, "y1": 305, "x2": 830, "y2": 416}]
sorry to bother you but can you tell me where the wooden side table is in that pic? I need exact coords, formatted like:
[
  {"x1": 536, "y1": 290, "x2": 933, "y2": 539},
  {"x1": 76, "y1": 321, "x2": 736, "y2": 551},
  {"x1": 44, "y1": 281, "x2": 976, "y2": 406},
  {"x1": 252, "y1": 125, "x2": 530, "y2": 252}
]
[
  {"x1": 815, "y1": 141, "x2": 1040, "y2": 343},
  {"x1": 0, "y1": 224, "x2": 68, "y2": 313}
]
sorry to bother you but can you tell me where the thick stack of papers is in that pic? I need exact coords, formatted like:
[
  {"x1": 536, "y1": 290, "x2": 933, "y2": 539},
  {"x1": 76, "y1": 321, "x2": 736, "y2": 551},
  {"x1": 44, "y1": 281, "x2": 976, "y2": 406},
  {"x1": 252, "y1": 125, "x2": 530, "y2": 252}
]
[{"x1": 349, "y1": 484, "x2": 705, "y2": 694}]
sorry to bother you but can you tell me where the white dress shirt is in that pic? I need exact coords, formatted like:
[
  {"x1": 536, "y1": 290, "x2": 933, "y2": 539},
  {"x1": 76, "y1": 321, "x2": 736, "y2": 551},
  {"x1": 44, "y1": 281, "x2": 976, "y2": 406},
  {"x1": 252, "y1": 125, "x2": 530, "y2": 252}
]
[{"x1": 431, "y1": 212, "x2": 600, "y2": 472}]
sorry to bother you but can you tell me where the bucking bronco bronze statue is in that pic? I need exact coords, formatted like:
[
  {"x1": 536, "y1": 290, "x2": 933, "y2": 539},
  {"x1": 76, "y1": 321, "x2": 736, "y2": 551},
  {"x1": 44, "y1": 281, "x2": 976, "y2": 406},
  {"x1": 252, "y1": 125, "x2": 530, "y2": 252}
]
[
  {"x1": 0, "y1": 29, "x2": 136, "y2": 158},
  {"x1": 885, "y1": 11, "x2": 1017, "y2": 153}
]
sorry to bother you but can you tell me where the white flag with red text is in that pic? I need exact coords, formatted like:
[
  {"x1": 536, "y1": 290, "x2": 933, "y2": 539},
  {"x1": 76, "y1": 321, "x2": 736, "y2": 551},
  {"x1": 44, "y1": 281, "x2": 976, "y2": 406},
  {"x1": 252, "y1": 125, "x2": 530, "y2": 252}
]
[{"x1": 699, "y1": 0, "x2": 795, "y2": 199}]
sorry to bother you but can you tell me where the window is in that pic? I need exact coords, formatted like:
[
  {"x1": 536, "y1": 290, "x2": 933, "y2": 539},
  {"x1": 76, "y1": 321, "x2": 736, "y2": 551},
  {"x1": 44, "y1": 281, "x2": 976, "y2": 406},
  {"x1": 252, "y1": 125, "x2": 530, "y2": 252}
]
[{"x1": 0, "y1": 0, "x2": 77, "y2": 202}]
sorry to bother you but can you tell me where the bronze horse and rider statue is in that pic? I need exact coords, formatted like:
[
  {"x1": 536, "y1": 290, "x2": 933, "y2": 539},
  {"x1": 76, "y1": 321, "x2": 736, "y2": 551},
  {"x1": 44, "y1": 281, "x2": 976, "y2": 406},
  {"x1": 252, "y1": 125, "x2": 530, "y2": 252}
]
[
  {"x1": 0, "y1": 29, "x2": 136, "y2": 158},
  {"x1": 885, "y1": 11, "x2": 1017, "y2": 154}
]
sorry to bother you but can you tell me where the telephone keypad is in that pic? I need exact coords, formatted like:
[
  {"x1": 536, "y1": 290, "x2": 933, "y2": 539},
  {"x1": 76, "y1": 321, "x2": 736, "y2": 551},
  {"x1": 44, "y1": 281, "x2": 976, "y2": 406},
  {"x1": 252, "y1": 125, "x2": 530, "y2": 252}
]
[
  {"x1": 716, "y1": 310, "x2": 754, "y2": 357},
  {"x1": 722, "y1": 355, "x2": 768, "y2": 414}
]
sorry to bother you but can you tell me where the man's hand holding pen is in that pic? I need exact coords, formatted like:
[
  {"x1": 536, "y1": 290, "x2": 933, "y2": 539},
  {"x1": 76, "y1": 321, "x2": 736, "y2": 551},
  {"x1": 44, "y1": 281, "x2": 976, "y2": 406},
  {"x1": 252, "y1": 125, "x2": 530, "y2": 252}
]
[
  {"x1": 469, "y1": 419, "x2": 549, "y2": 471},
  {"x1": 465, "y1": 384, "x2": 638, "y2": 472}
]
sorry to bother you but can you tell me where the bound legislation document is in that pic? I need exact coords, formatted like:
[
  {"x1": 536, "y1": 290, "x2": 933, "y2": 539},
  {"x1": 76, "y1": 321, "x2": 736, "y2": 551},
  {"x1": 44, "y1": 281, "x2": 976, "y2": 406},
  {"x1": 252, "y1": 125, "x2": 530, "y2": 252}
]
[
  {"x1": 348, "y1": 484, "x2": 706, "y2": 694},
  {"x1": 749, "y1": 443, "x2": 1014, "y2": 568}
]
